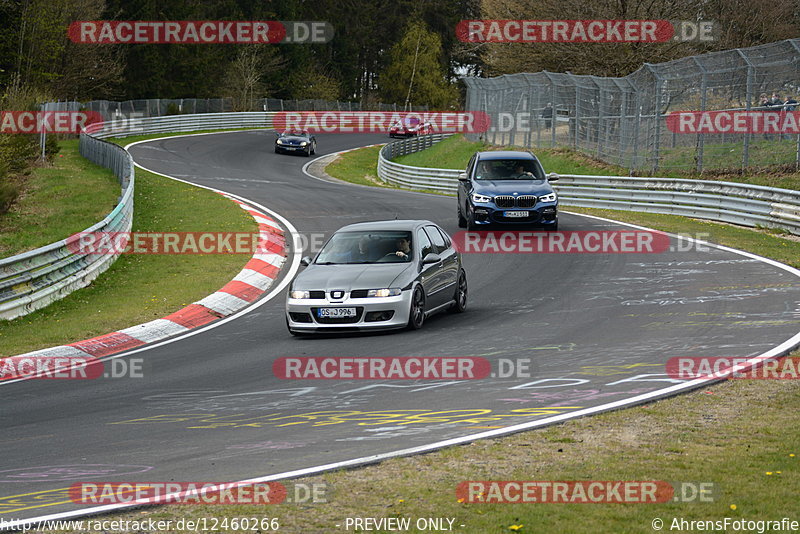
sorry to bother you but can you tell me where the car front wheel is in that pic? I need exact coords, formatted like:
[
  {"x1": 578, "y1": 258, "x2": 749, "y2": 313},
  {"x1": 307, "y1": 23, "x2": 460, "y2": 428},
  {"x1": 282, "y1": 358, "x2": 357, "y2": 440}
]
[
  {"x1": 450, "y1": 270, "x2": 467, "y2": 313},
  {"x1": 407, "y1": 286, "x2": 426, "y2": 330},
  {"x1": 457, "y1": 205, "x2": 467, "y2": 228}
]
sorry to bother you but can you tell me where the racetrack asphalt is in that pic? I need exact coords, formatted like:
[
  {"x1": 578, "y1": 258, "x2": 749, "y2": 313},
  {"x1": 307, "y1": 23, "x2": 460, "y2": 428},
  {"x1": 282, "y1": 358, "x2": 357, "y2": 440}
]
[{"x1": 2, "y1": 130, "x2": 799, "y2": 521}]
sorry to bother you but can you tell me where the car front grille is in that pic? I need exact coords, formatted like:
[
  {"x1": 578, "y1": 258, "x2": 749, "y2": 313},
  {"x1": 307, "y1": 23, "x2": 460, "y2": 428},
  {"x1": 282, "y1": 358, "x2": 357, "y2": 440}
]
[
  {"x1": 494, "y1": 195, "x2": 537, "y2": 208},
  {"x1": 494, "y1": 195, "x2": 515, "y2": 208}
]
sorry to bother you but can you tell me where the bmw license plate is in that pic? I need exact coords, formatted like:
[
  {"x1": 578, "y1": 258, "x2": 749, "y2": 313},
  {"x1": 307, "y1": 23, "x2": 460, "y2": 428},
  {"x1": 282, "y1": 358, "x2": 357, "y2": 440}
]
[
  {"x1": 505, "y1": 211, "x2": 529, "y2": 218},
  {"x1": 318, "y1": 307, "x2": 356, "y2": 318}
]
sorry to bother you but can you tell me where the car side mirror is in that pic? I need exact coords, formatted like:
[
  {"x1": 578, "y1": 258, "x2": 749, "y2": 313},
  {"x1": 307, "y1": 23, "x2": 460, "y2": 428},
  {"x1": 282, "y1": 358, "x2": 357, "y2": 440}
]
[
  {"x1": 422, "y1": 253, "x2": 442, "y2": 265},
  {"x1": 458, "y1": 172, "x2": 468, "y2": 181},
  {"x1": 547, "y1": 172, "x2": 560, "y2": 182},
  {"x1": 300, "y1": 256, "x2": 312, "y2": 266}
]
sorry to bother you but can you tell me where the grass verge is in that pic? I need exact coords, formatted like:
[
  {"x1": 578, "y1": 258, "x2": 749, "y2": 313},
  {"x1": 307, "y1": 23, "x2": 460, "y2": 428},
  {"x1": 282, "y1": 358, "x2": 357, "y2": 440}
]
[
  {"x1": 324, "y1": 145, "x2": 388, "y2": 188},
  {"x1": 0, "y1": 139, "x2": 120, "y2": 257},
  {"x1": 0, "y1": 140, "x2": 256, "y2": 356}
]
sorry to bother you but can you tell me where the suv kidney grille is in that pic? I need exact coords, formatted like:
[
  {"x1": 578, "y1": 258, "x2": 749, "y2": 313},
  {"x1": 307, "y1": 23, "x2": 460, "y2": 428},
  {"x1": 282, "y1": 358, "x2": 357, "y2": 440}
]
[
  {"x1": 494, "y1": 195, "x2": 515, "y2": 208},
  {"x1": 494, "y1": 195, "x2": 537, "y2": 208}
]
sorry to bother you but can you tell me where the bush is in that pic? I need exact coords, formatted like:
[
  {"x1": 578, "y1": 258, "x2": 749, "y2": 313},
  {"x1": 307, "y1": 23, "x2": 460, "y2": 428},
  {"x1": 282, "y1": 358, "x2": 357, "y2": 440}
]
[
  {"x1": 0, "y1": 177, "x2": 20, "y2": 215},
  {"x1": 45, "y1": 134, "x2": 60, "y2": 159},
  {"x1": 0, "y1": 134, "x2": 39, "y2": 174},
  {"x1": 165, "y1": 102, "x2": 183, "y2": 115}
]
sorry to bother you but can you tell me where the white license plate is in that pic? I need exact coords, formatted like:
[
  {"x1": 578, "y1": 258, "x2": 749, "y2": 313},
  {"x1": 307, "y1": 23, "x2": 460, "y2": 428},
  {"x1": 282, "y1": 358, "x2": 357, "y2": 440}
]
[
  {"x1": 318, "y1": 307, "x2": 356, "y2": 318},
  {"x1": 505, "y1": 211, "x2": 529, "y2": 218}
]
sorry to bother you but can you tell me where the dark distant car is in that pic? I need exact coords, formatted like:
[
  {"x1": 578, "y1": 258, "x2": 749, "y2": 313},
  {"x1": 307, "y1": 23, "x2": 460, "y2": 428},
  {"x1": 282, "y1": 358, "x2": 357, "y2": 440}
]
[
  {"x1": 275, "y1": 129, "x2": 316, "y2": 156},
  {"x1": 457, "y1": 151, "x2": 560, "y2": 230},
  {"x1": 389, "y1": 117, "x2": 433, "y2": 138},
  {"x1": 285, "y1": 220, "x2": 467, "y2": 335}
]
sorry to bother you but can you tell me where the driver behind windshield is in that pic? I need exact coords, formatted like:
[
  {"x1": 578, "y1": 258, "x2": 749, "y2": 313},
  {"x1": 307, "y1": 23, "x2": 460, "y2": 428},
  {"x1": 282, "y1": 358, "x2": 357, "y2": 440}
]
[{"x1": 391, "y1": 236, "x2": 412, "y2": 260}]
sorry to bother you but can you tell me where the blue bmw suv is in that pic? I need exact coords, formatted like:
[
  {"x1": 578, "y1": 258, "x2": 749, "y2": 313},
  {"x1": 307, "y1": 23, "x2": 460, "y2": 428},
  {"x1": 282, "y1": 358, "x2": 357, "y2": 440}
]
[{"x1": 456, "y1": 151, "x2": 560, "y2": 230}]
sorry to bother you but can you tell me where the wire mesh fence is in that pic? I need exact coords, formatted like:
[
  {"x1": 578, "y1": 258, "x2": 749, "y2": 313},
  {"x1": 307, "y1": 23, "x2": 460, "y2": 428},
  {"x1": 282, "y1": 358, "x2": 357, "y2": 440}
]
[{"x1": 463, "y1": 38, "x2": 800, "y2": 174}]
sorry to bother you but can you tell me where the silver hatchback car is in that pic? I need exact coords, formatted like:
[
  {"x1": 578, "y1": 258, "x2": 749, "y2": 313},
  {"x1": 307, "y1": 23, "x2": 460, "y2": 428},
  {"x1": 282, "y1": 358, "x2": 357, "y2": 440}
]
[{"x1": 285, "y1": 220, "x2": 467, "y2": 334}]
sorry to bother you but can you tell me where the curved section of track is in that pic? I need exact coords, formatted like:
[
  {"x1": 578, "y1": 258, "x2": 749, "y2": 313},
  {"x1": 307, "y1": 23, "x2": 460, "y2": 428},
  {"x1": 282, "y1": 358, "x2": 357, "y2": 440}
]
[{"x1": 2, "y1": 131, "x2": 800, "y2": 522}]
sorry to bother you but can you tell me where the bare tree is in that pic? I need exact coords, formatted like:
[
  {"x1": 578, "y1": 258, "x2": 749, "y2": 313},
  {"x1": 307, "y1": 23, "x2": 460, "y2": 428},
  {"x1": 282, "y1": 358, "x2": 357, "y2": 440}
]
[{"x1": 222, "y1": 47, "x2": 285, "y2": 111}]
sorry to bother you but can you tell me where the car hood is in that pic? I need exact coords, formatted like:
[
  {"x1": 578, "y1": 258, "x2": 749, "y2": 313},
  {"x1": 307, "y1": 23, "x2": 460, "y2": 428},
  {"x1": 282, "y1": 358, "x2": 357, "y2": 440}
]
[
  {"x1": 474, "y1": 180, "x2": 554, "y2": 196},
  {"x1": 292, "y1": 263, "x2": 415, "y2": 291}
]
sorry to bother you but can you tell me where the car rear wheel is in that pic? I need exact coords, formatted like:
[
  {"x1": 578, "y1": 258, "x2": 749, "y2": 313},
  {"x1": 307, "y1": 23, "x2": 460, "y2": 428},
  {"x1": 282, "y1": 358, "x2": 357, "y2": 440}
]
[
  {"x1": 407, "y1": 286, "x2": 426, "y2": 330},
  {"x1": 450, "y1": 270, "x2": 467, "y2": 313}
]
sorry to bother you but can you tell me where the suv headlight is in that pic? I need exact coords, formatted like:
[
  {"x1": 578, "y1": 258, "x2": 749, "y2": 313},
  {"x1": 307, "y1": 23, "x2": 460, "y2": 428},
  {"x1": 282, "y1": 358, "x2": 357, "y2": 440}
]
[
  {"x1": 471, "y1": 192, "x2": 492, "y2": 203},
  {"x1": 367, "y1": 288, "x2": 401, "y2": 297},
  {"x1": 539, "y1": 192, "x2": 557, "y2": 202},
  {"x1": 290, "y1": 290, "x2": 310, "y2": 299}
]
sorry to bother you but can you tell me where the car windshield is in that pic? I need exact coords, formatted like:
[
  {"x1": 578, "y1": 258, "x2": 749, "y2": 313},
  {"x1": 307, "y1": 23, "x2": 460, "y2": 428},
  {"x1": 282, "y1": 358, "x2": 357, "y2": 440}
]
[
  {"x1": 474, "y1": 158, "x2": 546, "y2": 180},
  {"x1": 281, "y1": 130, "x2": 309, "y2": 138},
  {"x1": 315, "y1": 231, "x2": 413, "y2": 264}
]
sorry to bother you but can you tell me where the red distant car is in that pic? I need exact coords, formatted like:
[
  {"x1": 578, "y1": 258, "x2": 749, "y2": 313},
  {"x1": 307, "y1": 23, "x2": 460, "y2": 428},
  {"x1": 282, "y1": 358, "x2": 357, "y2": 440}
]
[{"x1": 389, "y1": 117, "x2": 434, "y2": 138}]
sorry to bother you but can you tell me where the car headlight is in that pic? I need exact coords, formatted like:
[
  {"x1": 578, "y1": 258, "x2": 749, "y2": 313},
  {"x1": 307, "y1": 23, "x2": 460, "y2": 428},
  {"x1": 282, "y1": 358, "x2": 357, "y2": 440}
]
[
  {"x1": 299, "y1": 141, "x2": 308, "y2": 146},
  {"x1": 366, "y1": 288, "x2": 401, "y2": 297},
  {"x1": 290, "y1": 290, "x2": 311, "y2": 299},
  {"x1": 276, "y1": 139, "x2": 285, "y2": 145},
  {"x1": 471, "y1": 192, "x2": 492, "y2": 203},
  {"x1": 539, "y1": 192, "x2": 557, "y2": 202}
]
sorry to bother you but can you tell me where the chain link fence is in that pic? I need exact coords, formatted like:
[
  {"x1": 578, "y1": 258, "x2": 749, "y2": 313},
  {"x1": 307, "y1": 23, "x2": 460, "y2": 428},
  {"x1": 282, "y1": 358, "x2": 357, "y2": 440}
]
[{"x1": 463, "y1": 38, "x2": 800, "y2": 174}]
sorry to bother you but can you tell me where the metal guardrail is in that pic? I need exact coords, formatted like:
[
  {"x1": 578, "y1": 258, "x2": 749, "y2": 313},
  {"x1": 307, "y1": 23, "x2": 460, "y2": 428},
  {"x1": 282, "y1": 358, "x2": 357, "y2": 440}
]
[
  {"x1": 1, "y1": 111, "x2": 278, "y2": 320},
  {"x1": 88, "y1": 112, "x2": 278, "y2": 139},
  {"x1": 0, "y1": 135, "x2": 134, "y2": 320},
  {"x1": 377, "y1": 135, "x2": 800, "y2": 235}
]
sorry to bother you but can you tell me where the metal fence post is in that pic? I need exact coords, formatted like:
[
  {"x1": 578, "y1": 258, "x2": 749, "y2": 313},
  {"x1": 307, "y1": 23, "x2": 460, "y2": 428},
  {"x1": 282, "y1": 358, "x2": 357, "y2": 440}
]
[{"x1": 693, "y1": 58, "x2": 708, "y2": 173}]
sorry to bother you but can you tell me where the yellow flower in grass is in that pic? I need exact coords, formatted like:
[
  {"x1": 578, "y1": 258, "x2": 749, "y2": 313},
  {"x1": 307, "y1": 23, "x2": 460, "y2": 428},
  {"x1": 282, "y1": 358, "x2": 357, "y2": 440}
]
[
  {"x1": 509, "y1": 525, "x2": 524, "y2": 531},
  {"x1": 730, "y1": 504, "x2": 737, "y2": 510}
]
